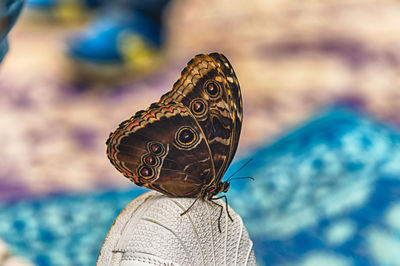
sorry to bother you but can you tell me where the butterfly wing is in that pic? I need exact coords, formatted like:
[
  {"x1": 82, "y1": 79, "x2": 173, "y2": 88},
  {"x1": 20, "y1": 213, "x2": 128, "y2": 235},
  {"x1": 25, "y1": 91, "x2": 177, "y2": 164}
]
[
  {"x1": 208, "y1": 53, "x2": 243, "y2": 165},
  {"x1": 106, "y1": 103, "x2": 215, "y2": 197},
  {"x1": 160, "y1": 53, "x2": 243, "y2": 184}
]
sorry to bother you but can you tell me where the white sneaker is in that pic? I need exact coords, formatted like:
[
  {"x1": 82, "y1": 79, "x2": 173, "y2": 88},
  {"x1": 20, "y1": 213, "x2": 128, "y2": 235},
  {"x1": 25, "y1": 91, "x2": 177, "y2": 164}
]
[{"x1": 96, "y1": 191, "x2": 256, "y2": 266}]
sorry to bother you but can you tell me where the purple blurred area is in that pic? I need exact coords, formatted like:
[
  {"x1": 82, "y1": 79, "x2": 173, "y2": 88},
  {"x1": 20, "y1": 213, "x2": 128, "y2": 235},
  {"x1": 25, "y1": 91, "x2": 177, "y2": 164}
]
[{"x1": 3, "y1": 0, "x2": 400, "y2": 199}]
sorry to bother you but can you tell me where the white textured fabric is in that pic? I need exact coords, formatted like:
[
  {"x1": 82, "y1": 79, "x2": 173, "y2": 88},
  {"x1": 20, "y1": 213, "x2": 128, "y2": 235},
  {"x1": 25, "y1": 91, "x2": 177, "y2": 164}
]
[{"x1": 97, "y1": 191, "x2": 256, "y2": 266}]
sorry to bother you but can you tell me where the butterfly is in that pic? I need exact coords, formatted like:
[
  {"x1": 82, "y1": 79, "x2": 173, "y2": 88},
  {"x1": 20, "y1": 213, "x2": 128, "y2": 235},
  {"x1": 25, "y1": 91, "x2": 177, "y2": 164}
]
[{"x1": 106, "y1": 52, "x2": 242, "y2": 209}]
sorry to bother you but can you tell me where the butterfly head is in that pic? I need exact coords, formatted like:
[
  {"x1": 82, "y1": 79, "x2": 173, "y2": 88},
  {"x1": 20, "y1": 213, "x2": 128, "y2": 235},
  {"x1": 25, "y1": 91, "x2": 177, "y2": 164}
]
[{"x1": 220, "y1": 181, "x2": 230, "y2": 193}]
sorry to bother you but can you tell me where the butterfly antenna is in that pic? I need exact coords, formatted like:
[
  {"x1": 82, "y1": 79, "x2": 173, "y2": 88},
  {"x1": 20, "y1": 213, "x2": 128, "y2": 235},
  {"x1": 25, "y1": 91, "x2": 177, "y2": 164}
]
[
  {"x1": 228, "y1": 176, "x2": 255, "y2": 181},
  {"x1": 226, "y1": 159, "x2": 253, "y2": 182}
]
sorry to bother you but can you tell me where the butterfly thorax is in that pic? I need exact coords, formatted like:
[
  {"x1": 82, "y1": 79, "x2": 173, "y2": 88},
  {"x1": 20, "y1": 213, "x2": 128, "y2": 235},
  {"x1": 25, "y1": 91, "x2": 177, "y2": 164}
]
[{"x1": 202, "y1": 181, "x2": 230, "y2": 200}]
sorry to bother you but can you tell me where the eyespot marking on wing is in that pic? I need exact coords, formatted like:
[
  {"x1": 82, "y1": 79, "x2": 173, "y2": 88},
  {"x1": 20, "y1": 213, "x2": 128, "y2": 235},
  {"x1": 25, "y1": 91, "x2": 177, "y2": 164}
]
[{"x1": 174, "y1": 126, "x2": 200, "y2": 150}]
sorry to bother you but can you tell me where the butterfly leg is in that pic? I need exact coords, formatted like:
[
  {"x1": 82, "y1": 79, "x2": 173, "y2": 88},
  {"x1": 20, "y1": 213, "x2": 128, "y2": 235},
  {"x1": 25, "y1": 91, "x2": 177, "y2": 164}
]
[
  {"x1": 180, "y1": 197, "x2": 200, "y2": 216},
  {"x1": 208, "y1": 199, "x2": 224, "y2": 233},
  {"x1": 212, "y1": 195, "x2": 233, "y2": 222}
]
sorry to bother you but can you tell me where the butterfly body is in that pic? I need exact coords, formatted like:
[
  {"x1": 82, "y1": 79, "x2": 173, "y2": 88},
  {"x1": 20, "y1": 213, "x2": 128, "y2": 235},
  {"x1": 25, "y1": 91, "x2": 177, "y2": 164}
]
[{"x1": 106, "y1": 53, "x2": 242, "y2": 200}]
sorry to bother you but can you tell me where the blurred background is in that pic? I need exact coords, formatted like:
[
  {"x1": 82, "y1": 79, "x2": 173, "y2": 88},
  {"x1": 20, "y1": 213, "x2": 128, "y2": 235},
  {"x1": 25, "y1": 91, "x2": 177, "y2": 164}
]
[{"x1": 1, "y1": 0, "x2": 400, "y2": 265}]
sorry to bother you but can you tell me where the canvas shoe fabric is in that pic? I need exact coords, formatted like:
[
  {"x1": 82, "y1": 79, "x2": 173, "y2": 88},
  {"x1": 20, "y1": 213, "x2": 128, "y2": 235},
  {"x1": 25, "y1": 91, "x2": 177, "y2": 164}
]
[{"x1": 97, "y1": 191, "x2": 256, "y2": 266}]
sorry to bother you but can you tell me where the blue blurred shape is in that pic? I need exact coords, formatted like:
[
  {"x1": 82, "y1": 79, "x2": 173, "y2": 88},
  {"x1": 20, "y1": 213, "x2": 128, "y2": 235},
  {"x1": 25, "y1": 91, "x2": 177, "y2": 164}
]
[
  {"x1": 67, "y1": 9, "x2": 161, "y2": 64},
  {"x1": 0, "y1": 0, "x2": 25, "y2": 63},
  {"x1": 226, "y1": 107, "x2": 400, "y2": 266},
  {"x1": 0, "y1": 188, "x2": 145, "y2": 266}
]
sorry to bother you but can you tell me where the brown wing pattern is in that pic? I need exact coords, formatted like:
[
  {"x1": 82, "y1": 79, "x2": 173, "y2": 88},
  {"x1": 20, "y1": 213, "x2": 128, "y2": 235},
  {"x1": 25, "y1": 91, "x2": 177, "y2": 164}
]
[
  {"x1": 208, "y1": 53, "x2": 243, "y2": 171},
  {"x1": 106, "y1": 103, "x2": 215, "y2": 197},
  {"x1": 160, "y1": 53, "x2": 242, "y2": 185},
  {"x1": 106, "y1": 53, "x2": 242, "y2": 198}
]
